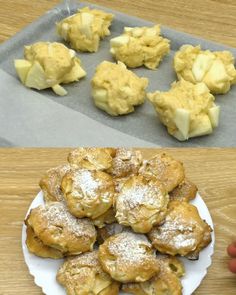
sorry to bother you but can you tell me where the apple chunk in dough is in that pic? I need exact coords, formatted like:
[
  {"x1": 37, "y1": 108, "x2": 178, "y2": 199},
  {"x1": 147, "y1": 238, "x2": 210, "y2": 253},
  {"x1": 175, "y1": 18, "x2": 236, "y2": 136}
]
[{"x1": 14, "y1": 59, "x2": 32, "y2": 83}]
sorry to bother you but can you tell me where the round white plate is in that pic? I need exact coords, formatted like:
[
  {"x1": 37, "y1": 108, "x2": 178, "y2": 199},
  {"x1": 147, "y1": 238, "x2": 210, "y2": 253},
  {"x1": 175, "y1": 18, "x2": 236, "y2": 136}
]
[{"x1": 22, "y1": 191, "x2": 215, "y2": 295}]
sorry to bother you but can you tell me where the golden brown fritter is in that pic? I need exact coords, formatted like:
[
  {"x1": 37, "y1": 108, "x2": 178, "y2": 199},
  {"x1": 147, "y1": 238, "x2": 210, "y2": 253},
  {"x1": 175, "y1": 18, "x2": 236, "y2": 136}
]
[
  {"x1": 57, "y1": 251, "x2": 120, "y2": 295},
  {"x1": 169, "y1": 178, "x2": 197, "y2": 202},
  {"x1": 139, "y1": 153, "x2": 185, "y2": 192},
  {"x1": 98, "y1": 231, "x2": 159, "y2": 283},
  {"x1": 148, "y1": 201, "x2": 212, "y2": 257}
]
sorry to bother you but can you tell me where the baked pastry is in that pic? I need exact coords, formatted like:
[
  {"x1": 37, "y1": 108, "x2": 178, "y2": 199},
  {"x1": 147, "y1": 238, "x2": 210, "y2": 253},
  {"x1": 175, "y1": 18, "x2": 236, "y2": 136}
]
[
  {"x1": 148, "y1": 79, "x2": 220, "y2": 141},
  {"x1": 110, "y1": 25, "x2": 170, "y2": 69},
  {"x1": 61, "y1": 168, "x2": 115, "y2": 219},
  {"x1": 26, "y1": 202, "x2": 96, "y2": 255},
  {"x1": 98, "y1": 231, "x2": 159, "y2": 283},
  {"x1": 174, "y1": 44, "x2": 236, "y2": 94},
  {"x1": 108, "y1": 148, "x2": 143, "y2": 179},
  {"x1": 97, "y1": 223, "x2": 126, "y2": 244},
  {"x1": 67, "y1": 147, "x2": 115, "y2": 170},
  {"x1": 122, "y1": 256, "x2": 185, "y2": 295},
  {"x1": 115, "y1": 175, "x2": 169, "y2": 233},
  {"x1": 57, "y1": 7, "x2": 114, "y2": 52},
  {"x1": 91, "y1": 61, "x2": 148, "y2": 116},
  {"x1": 93, "y1": 207, "x2": 117, "y2": 229},
  {"x1": 57, "y1": 251, "x2": 120, "y2": 295},
  {"x1": 25, "y1": 224, "x2": 64, "y2": 259},
  {"x1": 14, "y1": 42, "x2": 86, "y2": 96},
  {"x1": 148, "y1": 200, "x2": 212, "y2": 258},
  {"x1": 39, "y1": 164, "x2": 72, "y2": 203},
  {"x1": 169, "y1": 178, "x2": 197, "y2": 202},
  {"x1": 139, "y1": 153, "x2": 185, "y2": 193}
]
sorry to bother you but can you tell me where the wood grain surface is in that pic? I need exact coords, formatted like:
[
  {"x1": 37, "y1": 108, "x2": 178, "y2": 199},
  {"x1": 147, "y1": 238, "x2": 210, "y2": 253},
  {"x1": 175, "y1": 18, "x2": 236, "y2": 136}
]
[
  {"x1": 0, "y1": 0, "x2": 236, "y2": 47},
  {"x1": 0, "y1": 148, "x2": 236, "y2": 295}
]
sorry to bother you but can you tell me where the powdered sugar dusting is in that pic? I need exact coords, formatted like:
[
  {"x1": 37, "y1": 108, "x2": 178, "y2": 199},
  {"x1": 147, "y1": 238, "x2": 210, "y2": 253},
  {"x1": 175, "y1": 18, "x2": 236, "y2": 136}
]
[
  {"x1": 39, "y1": 202, "x2": 96, "y2": 237},
  {"x1": 108, "y1": 232, "x2": 153, "y2": 264},
  {"x1": 152, "y1": 214, "x2": 197, "y2": 249},
  {"x1": 73, "y1": 169, "x2": 101, "y2": 198},
  {"x1": 118, "y1": 183, "x2": 163, "y2": 210},
  {"x1": 111, "y1": 148, "x2": 142, "y2": 177},
  {"x1": 68, "y1": 250, "x2": 100, "y2": 269}
]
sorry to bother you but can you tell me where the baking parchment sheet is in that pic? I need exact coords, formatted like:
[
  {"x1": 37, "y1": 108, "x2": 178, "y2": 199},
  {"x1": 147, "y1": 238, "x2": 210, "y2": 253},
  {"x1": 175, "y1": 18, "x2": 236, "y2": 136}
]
[{"x1": 0, "y1": 1, "x2": 235, "y2": 147}]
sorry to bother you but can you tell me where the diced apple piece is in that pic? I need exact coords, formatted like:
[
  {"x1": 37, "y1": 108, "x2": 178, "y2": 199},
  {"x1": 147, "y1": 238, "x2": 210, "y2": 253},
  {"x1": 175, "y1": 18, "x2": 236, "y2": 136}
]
[
  {"x1": 192, "y1": 54, "x2": 214, "y2": 82},
  {"x1": 189, "y1": 115, "x2": 212, "y2": 138},
  {"x1": 117, "y1": 61, "x2": 127, "y2": 69},
  {"x1": 14, "y1": 59, "x2": 32, "y2": 83},
  {"x1": 173, "y1": 108, "x2": 190, "y2": 140},
  {"x1": 52, "y1": 84, "x2": 67, "y2": 96},
  {"x1": 93, "y1": 88, "x2": 108, "y2": 103},
  {"x1": 61, "y1": 23, "x2": 69, "y2": 40},
  {"x1": 208, "y1": 105, "x2": 220, "y2": 128},
  {"x1": 63, "y1": 61, "x2": 86, "y2": 83},
  {"x1": 194, "y1": 82, "x2": 209, "y2": 95},
  {"x1": 110, "y1": 48, "x2": 115, "y2": 55},
  {"x1": 80, "y1": 12, "x2": 94, "y2": 38},
  {"x1": 204, "y1": 59, "x2": 229, "y2": 83},
  {"x1": 69, "y1": 49, "x2": 76, "y2": 58},
  {"x1": 131, "y1": 28, "x2": 144, "y2": 37},
  {"x1": 25, "y1": 61, "x2": 49, "y2": 90},
  {"x1": 145, "y1": 27, "x2": 157, "y2": 37},
  {"x1": 121, "y1": 86, "x2": 133, "y2": 96},
  {"x1": 173, "y1": 130, "x2": 188, "y2": 141},
  {"x1": 110, "y1": 35, "x2": 130, "y2": 47},
  {"x1": 124, "y1": 27, "x2": 133, "y2": 33}
]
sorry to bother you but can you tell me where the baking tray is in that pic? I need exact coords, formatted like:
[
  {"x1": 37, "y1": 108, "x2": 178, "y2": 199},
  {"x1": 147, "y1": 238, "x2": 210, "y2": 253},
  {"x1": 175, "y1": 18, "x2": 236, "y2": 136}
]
[{"x1": 0, "y1": 1, "x2": 236, "y2": 147}]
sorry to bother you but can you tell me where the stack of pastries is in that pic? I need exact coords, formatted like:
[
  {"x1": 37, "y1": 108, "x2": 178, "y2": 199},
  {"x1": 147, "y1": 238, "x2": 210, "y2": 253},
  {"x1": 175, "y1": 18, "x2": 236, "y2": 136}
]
[{"x1": 25, "y1": 147, "x2": 213, "y2": 295}]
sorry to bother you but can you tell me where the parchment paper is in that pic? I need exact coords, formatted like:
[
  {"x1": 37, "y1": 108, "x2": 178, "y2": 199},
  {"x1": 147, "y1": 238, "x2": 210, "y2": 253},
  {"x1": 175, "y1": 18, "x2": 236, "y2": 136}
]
[{"x1": 0, "y1": 1, "x2": 235, "y2": 147}]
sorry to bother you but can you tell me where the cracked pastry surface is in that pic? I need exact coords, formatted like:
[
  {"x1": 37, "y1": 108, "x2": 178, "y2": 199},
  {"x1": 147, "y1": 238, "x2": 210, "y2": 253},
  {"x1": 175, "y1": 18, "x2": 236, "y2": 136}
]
[
  {"x1": 139, "y1": 153, "x2": 185, "y2": 193},
  {"x1": 174, "y1": 44, "x2": 236, "y2": 94},
  {"x1": 68, "y1": 147, "x2": 115, "y2": 171},
  {"x1": 57, "y1": 250, "x2": 120, "y2": 295},
  {"x1": 108, "y1": 148, "x2": 143, "y2": 178},
  {"x1": 148, "y1": 79, "x2": 220, "y2": 141},
  {"x1": 122, "y1": 256, "x2": 185, "y2": 295},
  {"x1": 98, "y1": 231, "x2": 159, "y2": 283},
  {"x1": 39, "y1": 164, "x2": 72, "y2": 203},
  {"x1": 115, "y1": 175, "x2": 169, "y2": 233},
  {"x1": 110, "y1": 25, "x2": 170, "y2": 69},
  {"x1": 57, "y1": 7, "x2": 114, "y2": 52},
  {"x1": 169, "y1": 178, "x2": 197, "y2": 202},
  {"x1": 25, "y1": 202, "x2": 96, "y2": 255},
  {"x1": 14, "y1": 42, "x2": 86, "y2": 96},
  {"x1": 91, "y1": 61, "x2": 148, "y2": 116},
  {"x1": 61, "y1": 168, "x2": 115, "y2": 219},
  {"x1": 25, "y1": 224, "x2": 64, "y2": 259},
  {"x1": 148, "y1": 200, "x2": 212, "y2": 257}
]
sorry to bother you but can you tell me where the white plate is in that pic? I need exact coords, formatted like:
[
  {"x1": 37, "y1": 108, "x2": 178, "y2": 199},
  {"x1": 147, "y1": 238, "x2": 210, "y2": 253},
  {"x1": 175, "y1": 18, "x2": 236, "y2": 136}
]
[{"x1": 22, "y1": 191, "x2": 215, "y2": 295}]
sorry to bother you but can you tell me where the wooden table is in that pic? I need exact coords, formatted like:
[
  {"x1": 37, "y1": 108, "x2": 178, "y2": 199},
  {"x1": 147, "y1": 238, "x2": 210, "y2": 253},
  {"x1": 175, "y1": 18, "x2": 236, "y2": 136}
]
[
  {"x1": 0, "y1": 0, "x2": 236, "y2": 47},
  {"x1": 0, "y1": 148, "x2": 236, "y2": 294}
]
